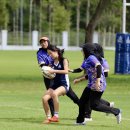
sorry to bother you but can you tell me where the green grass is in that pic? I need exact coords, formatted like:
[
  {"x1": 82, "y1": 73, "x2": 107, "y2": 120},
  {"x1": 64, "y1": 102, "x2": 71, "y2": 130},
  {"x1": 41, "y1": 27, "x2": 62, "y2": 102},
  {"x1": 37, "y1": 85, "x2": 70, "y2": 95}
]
[{"x1": 0, "y1": 50, "x2": 130, "y2": 130}]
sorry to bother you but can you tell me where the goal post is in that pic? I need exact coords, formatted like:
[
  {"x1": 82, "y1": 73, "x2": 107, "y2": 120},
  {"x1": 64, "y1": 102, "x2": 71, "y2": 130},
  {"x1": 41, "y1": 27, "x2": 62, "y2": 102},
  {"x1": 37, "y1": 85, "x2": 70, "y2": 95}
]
[{"x1": 122, "y1": 0, "x2": 130, "y2": 33}]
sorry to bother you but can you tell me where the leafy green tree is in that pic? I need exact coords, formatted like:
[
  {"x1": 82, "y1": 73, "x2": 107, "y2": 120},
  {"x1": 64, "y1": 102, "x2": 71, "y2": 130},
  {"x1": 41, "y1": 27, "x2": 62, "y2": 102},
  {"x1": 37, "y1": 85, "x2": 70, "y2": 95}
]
[
  {"x1": 6, "y1": 0, "x2": 20, "y2": 31},
  {"x1": 0, "y1": 0, "x2": 8, "y2": 29},
  {"x1": 126, "y1": 0, "x2": 130, "y2": 32},
  {"x1": 98, "y1": 0, "x2": 122, "y2": 32},
  {"x1": 53, "y1": 6, "x2": 70, "y2": 32},
  {"x1": 85, "y1": 0, "x2": 113, "y2": 43}
]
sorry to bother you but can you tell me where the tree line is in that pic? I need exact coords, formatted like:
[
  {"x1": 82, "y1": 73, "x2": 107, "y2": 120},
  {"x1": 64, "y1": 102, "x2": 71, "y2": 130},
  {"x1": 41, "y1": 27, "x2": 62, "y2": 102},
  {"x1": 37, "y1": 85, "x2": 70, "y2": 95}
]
[{"x1": 0, "y1": 0, "x2": 129, "y2": 43}]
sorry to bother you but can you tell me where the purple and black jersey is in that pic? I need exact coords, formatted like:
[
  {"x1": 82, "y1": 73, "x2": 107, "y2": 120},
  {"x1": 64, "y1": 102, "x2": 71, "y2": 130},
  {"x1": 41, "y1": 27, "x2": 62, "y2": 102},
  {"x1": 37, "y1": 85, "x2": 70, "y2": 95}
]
[
  {"x1": 81, "y1": 55, "x2": 106, "y2": 92},
  {"x1": 37, "y1": 48, "x2": 53, "y2": 66}
]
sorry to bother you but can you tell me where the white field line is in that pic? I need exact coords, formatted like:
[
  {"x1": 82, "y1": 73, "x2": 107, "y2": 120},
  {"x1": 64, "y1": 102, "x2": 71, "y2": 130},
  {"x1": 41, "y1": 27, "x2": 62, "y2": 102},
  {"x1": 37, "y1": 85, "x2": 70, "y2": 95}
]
[{"x1": 0, "y1": 105, "x2": 43, "y2": 111}]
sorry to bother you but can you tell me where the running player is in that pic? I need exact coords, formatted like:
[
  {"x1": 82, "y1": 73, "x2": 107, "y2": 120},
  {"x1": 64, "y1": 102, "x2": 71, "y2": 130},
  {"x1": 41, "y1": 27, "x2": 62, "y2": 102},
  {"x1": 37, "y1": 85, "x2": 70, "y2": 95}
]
[
  {"x1": 42, "y1": 45, "x2": 71, "y2": 123},
  {"x1": 37, "y1": 37, "x2": 79, "y2": 119},
  {"x1": 37, "y1": 36, "x2": 54, "y2": 116},
  {"x1": 73, "y1": 43, "x2": 121, "y2": 125},
  {"x1": 71, "y1": 43, "x2": 114, "y2": 121}
]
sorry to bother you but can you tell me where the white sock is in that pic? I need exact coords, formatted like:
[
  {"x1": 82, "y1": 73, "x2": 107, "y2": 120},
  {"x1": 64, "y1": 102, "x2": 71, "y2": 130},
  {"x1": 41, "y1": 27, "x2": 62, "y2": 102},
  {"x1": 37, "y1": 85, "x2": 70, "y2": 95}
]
[
  {"x1": 54, "y1": 112, "x2": 59, "y2": 118},
  {"x1": 47, "y1": 114, "x2": 51, "y2": 119}
]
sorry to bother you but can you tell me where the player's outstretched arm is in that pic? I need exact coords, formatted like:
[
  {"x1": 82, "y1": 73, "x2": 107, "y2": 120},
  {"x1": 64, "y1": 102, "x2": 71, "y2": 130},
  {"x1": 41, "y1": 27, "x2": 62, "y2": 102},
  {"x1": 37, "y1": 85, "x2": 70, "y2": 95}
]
[
  {"x1": 73, "y1": 75, "x2": 86, "y2": 84},
  {"x1": 69, "y1": 67, "x2": 83, "y2": 73}
]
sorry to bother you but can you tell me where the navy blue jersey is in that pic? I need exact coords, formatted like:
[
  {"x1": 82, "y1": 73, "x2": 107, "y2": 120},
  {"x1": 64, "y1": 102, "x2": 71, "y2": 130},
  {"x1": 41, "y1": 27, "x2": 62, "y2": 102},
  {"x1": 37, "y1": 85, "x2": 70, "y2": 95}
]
[
  {"x1": 37, "y1": 48, "x2": 53, "y2": 66},
  {"x1": 51, "y1": 59, "x2": 70, "y2": 92}
]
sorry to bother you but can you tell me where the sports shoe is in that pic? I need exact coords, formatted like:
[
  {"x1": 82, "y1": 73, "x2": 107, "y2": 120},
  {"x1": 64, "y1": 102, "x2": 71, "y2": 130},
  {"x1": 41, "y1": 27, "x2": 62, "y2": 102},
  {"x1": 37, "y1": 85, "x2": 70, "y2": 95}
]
[
  {"x1": 49, "y1": 116, "x2": 59, "y2": 122},
  {"x1": 106, "y1": 102, "x2": 115, "y2": 116},
  {"x1": 75, "y1": 121, "x2": 86, "y2": 125},
  {"x1": 110, "y1": 102, "x2": 114, "y2": 107},
  {"x1": 116, "y1": 110, "x2": 122, "y2": 124},
  {"x1": 42, "y1": 118, "x2": 51, "y2": 124},
  {"x1": 84, "y1": 117, "x2": 93, "y2": 122}
]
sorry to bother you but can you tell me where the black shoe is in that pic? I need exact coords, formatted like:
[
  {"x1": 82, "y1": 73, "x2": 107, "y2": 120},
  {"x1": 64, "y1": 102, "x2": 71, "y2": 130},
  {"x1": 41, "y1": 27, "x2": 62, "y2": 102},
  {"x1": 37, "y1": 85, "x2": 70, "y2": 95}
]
[
  {"x1": 75, "y1": 117, "x2": 86, "y2": 125},
  {"x1": 75, "y1": 121, "x2": 86, "y2": 125}
]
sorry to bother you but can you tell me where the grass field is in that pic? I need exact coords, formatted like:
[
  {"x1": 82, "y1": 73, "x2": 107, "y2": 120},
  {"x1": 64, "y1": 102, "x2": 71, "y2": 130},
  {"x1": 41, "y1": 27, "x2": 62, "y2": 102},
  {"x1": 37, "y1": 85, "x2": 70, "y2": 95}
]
[{"x1": 0, "y1": 50, "x2": 130, "y2": 130}]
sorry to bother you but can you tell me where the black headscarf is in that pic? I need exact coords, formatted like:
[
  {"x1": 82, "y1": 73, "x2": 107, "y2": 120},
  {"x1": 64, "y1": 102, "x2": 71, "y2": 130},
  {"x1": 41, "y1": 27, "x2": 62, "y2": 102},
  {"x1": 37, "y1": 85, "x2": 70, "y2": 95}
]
[{"x1": 80, "y1": 43, "x2": 103, "y2": 64}]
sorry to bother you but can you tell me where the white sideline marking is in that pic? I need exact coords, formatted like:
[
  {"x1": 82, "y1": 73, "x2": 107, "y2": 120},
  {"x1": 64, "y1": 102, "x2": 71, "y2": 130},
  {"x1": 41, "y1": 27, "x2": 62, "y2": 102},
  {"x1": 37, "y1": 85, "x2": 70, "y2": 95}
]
[{"x1": 0, "y1": 105, "x2": 43, "y2": 111}]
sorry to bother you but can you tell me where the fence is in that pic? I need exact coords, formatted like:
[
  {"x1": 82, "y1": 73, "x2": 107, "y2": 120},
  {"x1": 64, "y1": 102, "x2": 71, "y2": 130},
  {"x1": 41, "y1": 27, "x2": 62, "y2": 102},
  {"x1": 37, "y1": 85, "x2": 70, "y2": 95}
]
[{"x1": 0, "y1": 30, "x2": 116, "y2": 50}]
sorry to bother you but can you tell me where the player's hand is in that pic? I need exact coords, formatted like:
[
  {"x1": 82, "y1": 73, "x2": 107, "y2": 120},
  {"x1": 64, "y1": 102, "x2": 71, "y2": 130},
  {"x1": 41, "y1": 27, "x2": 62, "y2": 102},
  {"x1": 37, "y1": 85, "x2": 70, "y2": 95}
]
[
  {"x1": 48, "y1": 69, "x2": 55, "y2": 74},
  {"x1": 95, "y1": 79, "x2": 101, "y2": 91},
  {"x1": 68, "y1": 69, "x2": 73, "y2": 72},
  {"x1": 73, "y1": 79, "x2": 80, "y2": 84}
]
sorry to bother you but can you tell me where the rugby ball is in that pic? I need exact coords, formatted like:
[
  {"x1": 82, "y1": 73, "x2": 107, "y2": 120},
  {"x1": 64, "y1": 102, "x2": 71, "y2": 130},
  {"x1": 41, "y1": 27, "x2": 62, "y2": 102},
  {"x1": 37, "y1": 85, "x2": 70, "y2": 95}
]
[{"x1": 41, "y1": 66, "x2": 56, "y2": 79}]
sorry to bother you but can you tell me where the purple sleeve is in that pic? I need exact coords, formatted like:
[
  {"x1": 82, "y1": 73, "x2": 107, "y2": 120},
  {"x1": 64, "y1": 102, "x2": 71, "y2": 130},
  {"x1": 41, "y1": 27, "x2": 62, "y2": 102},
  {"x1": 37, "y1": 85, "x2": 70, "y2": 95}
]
[
  {"x1": 88, "y1": 55, "x2": 100, "y2": 67},
  {"x1": 81, "y1": 60, "x2": 86, "y2": 69},
  {"x1": 37, "y1": 53, "x2": 45, "y2": 64},
  {"x1": 102, "y1": 58, "x2": 109, "y2": 71}
]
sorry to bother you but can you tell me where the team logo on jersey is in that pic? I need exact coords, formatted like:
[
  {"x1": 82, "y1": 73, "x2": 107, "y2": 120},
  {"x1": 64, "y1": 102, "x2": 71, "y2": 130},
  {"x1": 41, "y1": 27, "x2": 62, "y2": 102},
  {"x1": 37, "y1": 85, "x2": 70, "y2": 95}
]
[{"x1": 58, "y1": 64, "x2": 62, "y2": 69}]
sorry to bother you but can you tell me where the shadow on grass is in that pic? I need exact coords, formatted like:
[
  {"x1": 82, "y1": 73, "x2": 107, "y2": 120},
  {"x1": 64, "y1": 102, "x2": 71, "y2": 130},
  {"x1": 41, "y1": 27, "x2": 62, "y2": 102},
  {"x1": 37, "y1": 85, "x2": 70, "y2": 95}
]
[
  {"x1": 0, "y1": 117, "x2": 75, "y2": 123},
  {"x1": 0, "y1": 117, "x2": 42, "y2": 124},
  {"x1": 0, "y1": 117, "x2": 76, "y2": 126},
  {"x1": 48, "y1": 122, "x2": 114, "y2": 127},
  {"x1": 0, "y1": 117, "x2": 114, "y2": 128}
]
